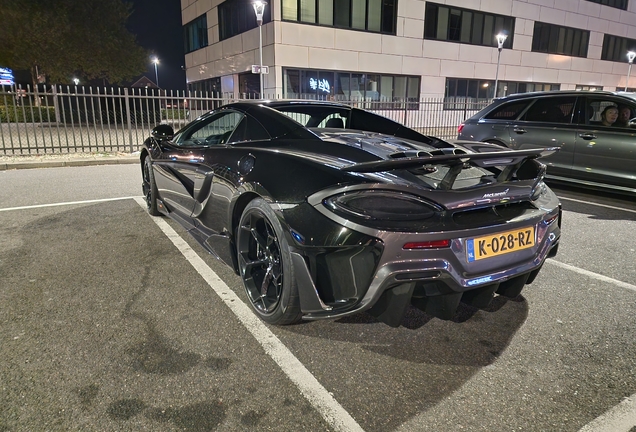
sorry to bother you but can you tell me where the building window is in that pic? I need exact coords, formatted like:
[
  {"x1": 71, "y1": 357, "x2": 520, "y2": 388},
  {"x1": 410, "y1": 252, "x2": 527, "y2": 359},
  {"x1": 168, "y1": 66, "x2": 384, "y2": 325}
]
[
  {"x1": 576, "y1": 85, "x2": 603, "y2": 91},
  {"x1": 238, "y1": 73, "x2": 261, "y2": 96},
  {"x1": 187, "y1": 77, "x2": 222, "y2": 95},
  {"x1": 283, "y1": 68, "x2": 420, "y2": 109},
  {"x1": 282, "y1": 0, "x2": 396, "y2": 34},
  {"x1": 444, "y1": 78, "x2": 560, "y2": 110},
  {"x1": 187, "y1": 77, "x2": 223, "y2": 110},
  {"x1": 585, "y1": 0, "x2": 628, "y2": 10},
  {"x1": 219, "y1": 0, "x2": 272, "y2": 41},
  {"x1": 423, "y1": 3, "x2": 514, "y2": 48},
  {"x1": 184, "y1": 15, "x2": 208, "y2": 54},
  {"x1": 532, "y1": 22, "x2": 589, "y2": 58},
  {"x1": 601, "y1": 34, "x2": 636, "y2": 62}
]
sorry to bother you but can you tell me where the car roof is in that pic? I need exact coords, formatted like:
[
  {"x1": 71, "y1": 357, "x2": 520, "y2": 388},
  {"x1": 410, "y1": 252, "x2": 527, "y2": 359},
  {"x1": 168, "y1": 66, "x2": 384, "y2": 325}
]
[
  {"x1": 494, "y1": 90, "x2": 636, "y2": 102},
  {"x1": 223, "y1": 99, "x2": 353, "y2": 110}
]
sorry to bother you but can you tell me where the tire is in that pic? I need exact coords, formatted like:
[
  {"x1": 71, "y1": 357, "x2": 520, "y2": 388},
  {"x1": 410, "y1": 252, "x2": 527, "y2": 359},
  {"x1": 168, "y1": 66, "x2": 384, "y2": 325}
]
[
  {"x1": 142, "y1": 157, "x2": 161, "y2": 216},
  {"x1": 236, "y1": 198, "x2": 302, "y2": 325}
]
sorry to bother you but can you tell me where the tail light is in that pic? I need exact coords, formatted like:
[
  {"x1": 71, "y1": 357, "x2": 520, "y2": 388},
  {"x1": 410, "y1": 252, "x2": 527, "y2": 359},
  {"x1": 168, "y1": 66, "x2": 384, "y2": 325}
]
[
  {"x1": 403, "y1": 239, "x2": 450, "y2": 250},
  {"x1": 457, "y1": 123, "x2": 465, "y2": 135}
]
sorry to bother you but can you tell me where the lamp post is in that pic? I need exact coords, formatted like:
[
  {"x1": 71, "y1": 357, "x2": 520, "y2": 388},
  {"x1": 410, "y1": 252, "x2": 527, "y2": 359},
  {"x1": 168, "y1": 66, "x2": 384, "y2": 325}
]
[
  {"x1": 73, "y1": 78, "x2": 79, "y2": 86},
  {"x1": 152, "y1": 56, "x2": 160, "y2": 88},
  {"x1": 494, "y1": 33, "x2": 508, "y2": 99},
  {"x1": 252, "y1": 1, "x2": 267, "y2": 98},
  {"x1": 625, "y1": 51, "x2": 636, "y2": 92}
]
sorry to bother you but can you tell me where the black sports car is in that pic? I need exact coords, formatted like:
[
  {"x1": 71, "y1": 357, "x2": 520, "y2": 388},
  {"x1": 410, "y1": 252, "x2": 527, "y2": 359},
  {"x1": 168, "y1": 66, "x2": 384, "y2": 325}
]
[{"x1": 141, "y1": 100, "x2": 561, "y2": 327}]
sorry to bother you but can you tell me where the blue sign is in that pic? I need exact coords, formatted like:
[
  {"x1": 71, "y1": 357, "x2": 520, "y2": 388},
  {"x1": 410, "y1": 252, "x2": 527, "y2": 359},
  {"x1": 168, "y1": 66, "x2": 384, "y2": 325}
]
[{"x1": 0, "y1": 67, "x2": 14, "y2": 86}]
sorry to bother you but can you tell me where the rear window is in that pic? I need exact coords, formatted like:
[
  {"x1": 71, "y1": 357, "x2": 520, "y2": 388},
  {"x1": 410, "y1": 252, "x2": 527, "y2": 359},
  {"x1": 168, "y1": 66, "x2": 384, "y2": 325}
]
[{"x1": 483, "y1": 101, "x2": 530, "y2": 120}]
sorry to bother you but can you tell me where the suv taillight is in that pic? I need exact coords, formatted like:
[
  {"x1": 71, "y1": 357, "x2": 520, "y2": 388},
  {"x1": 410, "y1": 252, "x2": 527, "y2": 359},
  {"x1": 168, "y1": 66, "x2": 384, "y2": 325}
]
[{"x1": 457, "y1": 123, "x2": 465, "y2": 135}]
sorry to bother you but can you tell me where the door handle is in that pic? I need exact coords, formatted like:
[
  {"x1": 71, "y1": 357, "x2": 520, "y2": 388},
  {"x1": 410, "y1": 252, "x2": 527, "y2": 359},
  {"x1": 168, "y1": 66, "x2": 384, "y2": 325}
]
[
  {"x1": 578, "y1": 133, "x2": 596, "y2": 140},
  {"x1": 512, "y1": 127, "x2": 527, "y2": 134}
]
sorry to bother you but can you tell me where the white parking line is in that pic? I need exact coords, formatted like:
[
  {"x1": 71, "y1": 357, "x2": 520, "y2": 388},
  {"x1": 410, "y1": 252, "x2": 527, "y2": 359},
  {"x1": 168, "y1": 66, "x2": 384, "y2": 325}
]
[
  {"x1": 559, "y1": 196, "x2": 636, "y2": 214},
  {"x1": 0, "y1": 196, "x2": 141, "y2": 212},
  {"x1": 547, "y1": 259, "x2": 636, "y2": 292},
  {"x1": 578, "y1": 395, "x2": 636, "y2": 432},
  {"x1": 132, "y1": 197, "x2": 365, "y2": 432}
]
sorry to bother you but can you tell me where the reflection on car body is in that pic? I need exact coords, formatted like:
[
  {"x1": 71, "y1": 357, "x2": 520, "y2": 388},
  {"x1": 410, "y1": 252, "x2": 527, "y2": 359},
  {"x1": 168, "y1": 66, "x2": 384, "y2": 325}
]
[
  {"x1": 141, "y1": 100, "x2": 561, "y2": 327},
  {"x1": 458, "y1": 90, "x2": 636, "y2": 195}
]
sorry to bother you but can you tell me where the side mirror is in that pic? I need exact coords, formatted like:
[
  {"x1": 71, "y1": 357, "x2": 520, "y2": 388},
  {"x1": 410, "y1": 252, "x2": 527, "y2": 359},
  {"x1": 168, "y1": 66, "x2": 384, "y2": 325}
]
[{"x1": 151, "y1": 124, "x2": 174, "y2": 141}]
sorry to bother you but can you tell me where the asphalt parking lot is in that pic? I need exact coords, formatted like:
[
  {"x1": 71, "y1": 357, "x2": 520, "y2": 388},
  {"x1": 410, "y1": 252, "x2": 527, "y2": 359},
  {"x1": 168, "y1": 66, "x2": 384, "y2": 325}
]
[{"x1": 1, "y1": 164, "x2": 636, "y2": 431}]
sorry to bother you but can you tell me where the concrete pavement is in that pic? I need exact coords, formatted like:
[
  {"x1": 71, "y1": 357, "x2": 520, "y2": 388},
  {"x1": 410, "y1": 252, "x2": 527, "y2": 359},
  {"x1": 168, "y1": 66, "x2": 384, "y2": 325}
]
[{"x1": 0, "y1": 151, "x2": 140, "y2": 170}]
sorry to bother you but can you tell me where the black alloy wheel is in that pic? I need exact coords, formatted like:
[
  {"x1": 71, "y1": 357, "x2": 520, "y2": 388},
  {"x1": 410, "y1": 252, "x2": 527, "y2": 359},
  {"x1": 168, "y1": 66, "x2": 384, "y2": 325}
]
[
  {"x1": 236, "y1": 198, "x2": 301, "y2": 325},
  {"x1": 142, "y1": 157, "x2": 161, "y2": 216}
]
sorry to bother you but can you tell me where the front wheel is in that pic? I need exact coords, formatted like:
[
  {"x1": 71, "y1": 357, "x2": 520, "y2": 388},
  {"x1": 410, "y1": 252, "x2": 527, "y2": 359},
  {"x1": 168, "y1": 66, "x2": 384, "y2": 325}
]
[
  {"x1": 236, "y1": 198, "x2": 302, "y2": 325},
  {"x1": 142, "y1": 157, "x2": 161, "y2": 216}
]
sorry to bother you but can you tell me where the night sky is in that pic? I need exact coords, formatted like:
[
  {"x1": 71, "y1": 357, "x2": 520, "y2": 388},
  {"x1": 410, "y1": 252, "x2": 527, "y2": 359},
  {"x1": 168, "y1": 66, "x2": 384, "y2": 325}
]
[{"x1": 127, "y1": 0, "x2": 186, "y2": 91}]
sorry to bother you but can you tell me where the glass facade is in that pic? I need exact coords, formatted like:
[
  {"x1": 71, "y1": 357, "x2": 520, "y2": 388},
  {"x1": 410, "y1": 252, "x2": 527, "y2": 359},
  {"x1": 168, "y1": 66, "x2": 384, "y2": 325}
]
[
  {"x1": 284, "y1": 68, "x2": 419, "y2": 108},
  {"x1": 218, "y1": 0, "x2": 272, "y2": 41},
  {"x1": 585, "y1": 0, "x2": 628, "y2": 10},
  {"x1": 282, "y1": 0, "x2": 396, "y2": 34},
  {"x1": 184, "y1": 15, "x2": 208, "y2": 54},
  {"x1": 424, "y1": 3, "x2": 514, "y2": 48},
  {"x1": 444, "y1": 78, "x2": 560, "y2": 109},
  {"x1": 532, "y1": 22, "x2": 589, "y2": 58},
  {"x1": 601, "y1": 34, "x2": 636, "y2": 62}
]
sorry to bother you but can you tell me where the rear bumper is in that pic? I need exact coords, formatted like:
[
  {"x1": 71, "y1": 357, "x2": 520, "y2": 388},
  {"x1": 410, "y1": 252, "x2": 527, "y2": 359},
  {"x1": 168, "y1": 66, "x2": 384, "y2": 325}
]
[{"x1": 295, "y1": 210, "x2": 561, "y2": 326}]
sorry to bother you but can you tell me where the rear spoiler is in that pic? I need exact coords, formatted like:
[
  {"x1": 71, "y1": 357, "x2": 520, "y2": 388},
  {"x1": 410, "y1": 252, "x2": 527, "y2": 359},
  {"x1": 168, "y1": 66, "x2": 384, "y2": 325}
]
[{"x1": 341, "y1": 147, "x2": 560, "y2": 173}]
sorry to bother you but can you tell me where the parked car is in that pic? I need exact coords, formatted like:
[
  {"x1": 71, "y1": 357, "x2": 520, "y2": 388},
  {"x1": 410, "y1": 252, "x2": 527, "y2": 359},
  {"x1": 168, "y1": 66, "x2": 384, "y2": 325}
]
[
  {"x1": 458, "y1": 90, "x2": 636, "y2": 195},
  {"x1": 141, "y1": 100, "x2": 561, "y2": 327}
]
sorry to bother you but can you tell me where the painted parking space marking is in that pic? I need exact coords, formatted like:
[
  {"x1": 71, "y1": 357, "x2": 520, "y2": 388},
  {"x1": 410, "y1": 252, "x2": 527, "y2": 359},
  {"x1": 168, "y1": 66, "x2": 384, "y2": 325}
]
[
  {"x1": 546, "y1": 260, "x2": 636, "y2": 293},
  {"x1": 132, "y1": 197, "x2": 365, "y2": 432},
  {"x1": 559, "y1": 196, "x2": 636, "y2": 214},
  {"x1": 0, "y1": 196, "x2": 140, "y2": 212},
  {"x1": 578, "y1": 394, "x2": 636, "y2": 432}
]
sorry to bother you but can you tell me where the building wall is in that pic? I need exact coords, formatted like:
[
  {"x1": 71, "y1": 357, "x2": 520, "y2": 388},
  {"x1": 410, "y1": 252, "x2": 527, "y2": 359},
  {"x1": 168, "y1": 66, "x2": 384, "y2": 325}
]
[{"x1": 181, "y1": 0, "x2": 636, "y2": 98}]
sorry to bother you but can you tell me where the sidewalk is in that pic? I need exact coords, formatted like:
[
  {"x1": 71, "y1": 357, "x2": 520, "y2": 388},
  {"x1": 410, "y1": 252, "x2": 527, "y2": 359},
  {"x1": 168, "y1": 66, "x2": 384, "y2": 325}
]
[{"x1": 0, "y1": 151, "x2": 140, "y2": 171}]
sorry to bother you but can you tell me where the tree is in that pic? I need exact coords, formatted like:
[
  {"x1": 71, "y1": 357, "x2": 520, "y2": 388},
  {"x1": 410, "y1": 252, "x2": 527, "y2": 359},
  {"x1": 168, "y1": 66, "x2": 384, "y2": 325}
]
[{"x1": 0, "y1": 0, "x2": 148, "y2": 89}]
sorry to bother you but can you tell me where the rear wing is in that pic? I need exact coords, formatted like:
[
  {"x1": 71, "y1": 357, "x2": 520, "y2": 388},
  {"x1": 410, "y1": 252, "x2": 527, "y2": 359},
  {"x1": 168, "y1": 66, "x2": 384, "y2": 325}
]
[
  {"x1": 341, "y1": 147, "x2": 560, "y2": 191},
  {"x1": 341, "y1": 148, "x2": 559, "y2": 173}
]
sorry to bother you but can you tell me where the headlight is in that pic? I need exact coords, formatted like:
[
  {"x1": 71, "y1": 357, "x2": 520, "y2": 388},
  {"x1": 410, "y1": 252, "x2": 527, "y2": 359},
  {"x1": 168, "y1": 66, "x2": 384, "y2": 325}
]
[{"x1": 323, "y1": 190, "x2": 439, "y2": 222}]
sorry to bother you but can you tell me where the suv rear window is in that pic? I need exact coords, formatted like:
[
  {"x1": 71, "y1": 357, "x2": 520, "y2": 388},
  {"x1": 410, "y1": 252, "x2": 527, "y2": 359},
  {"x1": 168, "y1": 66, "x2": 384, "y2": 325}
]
[{"x1": 483, "y1": 101, "x2": 530, "y2": 120}]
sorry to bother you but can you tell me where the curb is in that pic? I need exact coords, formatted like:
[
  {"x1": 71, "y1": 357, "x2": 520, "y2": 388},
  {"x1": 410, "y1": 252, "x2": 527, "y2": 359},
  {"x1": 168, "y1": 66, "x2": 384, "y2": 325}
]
[{"x1": 0, "y1": 157, "x2": 140, "y2": 171}]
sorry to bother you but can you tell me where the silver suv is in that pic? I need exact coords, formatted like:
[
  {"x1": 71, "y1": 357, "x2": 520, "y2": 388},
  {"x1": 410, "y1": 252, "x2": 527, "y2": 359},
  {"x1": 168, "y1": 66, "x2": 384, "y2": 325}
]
[{"x1": 458, "y1": 90, "x2": 636, "y2": 195}]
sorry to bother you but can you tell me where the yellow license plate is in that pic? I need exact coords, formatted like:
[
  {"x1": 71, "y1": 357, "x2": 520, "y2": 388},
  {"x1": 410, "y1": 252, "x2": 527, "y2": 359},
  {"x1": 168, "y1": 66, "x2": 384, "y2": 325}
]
[{"x1": 466, "y1": 226, "x2": 535, "y2": 262}]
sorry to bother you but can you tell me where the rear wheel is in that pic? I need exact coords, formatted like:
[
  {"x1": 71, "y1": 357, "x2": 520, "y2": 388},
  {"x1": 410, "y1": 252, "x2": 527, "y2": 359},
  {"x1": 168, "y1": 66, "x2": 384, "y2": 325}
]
[
  {"x1": 142, "y1": 157, "x2": 161, "y2": 216},
  {"x1": 236, "y1": 198, "x2": 302, "y2": 325}
]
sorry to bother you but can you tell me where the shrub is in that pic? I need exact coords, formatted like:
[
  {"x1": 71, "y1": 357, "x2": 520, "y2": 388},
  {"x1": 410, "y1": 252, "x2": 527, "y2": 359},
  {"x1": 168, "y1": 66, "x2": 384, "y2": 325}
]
[{"x1": 0, "y1": 105, "x2": 57, "y2": 123}]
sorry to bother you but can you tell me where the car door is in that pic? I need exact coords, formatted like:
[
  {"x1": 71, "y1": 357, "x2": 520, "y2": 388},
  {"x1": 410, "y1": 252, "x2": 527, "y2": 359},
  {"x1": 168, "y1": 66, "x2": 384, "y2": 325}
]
[
  {"x1": 153, "y1": 110, "x2": 245, "y2": 227},
  {"x1": 509, "y1": 95, "x2": 577, "y2": 178},
  {"x1": 572, "y1": 96, "x2": 636, "y2": 190}
]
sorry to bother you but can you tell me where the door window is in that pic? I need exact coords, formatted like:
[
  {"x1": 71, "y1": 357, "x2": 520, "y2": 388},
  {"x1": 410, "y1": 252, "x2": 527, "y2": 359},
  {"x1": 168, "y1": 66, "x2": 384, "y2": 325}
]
[
  {"x1": 520, "y1": 96, "x2": 576, "y2": 124},
  {"x1": 174, "y1": 111, "x2": 244, "y2": 146},
  {"x1": 584, "y1": 97, "x2": 636, "y2": 129}
]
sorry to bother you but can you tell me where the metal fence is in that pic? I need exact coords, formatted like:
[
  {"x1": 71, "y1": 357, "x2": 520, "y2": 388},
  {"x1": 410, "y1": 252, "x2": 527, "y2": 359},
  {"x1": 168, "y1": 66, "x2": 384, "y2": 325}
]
[{"x1": 0, "y1": 85, "x2": 490, "y2": 155}]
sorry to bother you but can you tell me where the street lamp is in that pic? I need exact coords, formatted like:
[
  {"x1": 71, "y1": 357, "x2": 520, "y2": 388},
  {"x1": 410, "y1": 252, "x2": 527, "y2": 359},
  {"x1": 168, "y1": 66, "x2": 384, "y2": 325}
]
[
  {"x1": 252, "y1": 0, "x2": 267, "y2": 98},
  {"x1": 494, "y1": 33, "x2": 508, "y2": 98},
  {"x1": 152, "y1": 56, "x2": 160, "y2": 88},
  {"x1": 73, "y1": 78, "x2": 79, "y2": 86},
  {"x1": 625, "y1": 51, "x2": 636, "y2": 92}
]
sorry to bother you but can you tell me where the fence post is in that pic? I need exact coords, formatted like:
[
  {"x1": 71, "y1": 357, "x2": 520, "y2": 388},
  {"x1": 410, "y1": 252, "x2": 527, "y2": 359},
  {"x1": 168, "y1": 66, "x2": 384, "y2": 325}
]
[
  {"x1": 124, "y1": 87, "x2": 133, "y2": 152},
  {"x1": 52, "y1": 85, "x2": 61, "y2": 124}
]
